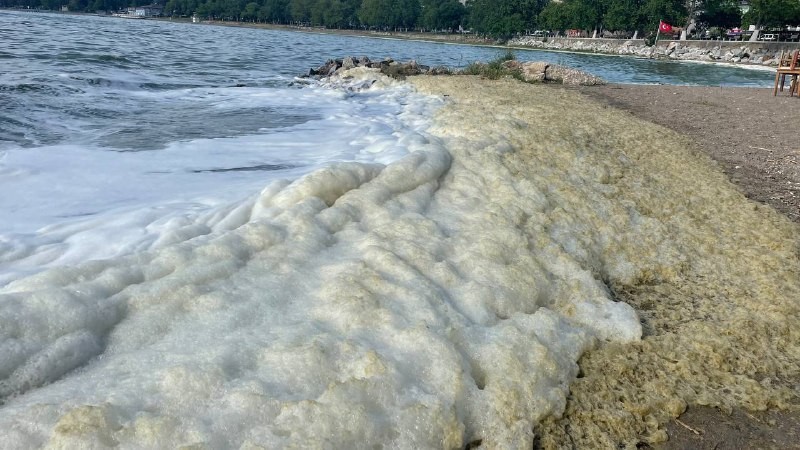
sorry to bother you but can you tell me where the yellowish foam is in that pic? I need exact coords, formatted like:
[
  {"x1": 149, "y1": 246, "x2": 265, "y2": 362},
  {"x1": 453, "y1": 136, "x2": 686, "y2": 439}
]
[{"x1": 411, "y1": 75, "x2": 800, "y2": 447}]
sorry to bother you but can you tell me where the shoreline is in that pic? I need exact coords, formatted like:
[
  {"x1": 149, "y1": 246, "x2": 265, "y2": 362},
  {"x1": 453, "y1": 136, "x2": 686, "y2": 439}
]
[
  {"x1": 5, "y1": 9, "x2": 799, "y2": 447},
  {"x1": 170, "y1": 18, "x2": 791, "y2": 70}
]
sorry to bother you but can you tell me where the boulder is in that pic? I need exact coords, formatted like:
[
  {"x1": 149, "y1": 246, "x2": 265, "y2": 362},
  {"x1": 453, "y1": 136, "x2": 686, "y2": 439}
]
[
  {"x1": 379, "y1": 60, "x2": 426, "y2": 79},
  {"x1": 341, "y1": 56, "x2": 356, "y2": 71},
  {"x1": 666, "y1": 41, "x2": 678, "y2": 55},
  {"x1": 520, "y1": 61, "x2": 549, "y2": 82},
  {"x1": 545, "y1": 64, "x2": 606, "y2": 86}
]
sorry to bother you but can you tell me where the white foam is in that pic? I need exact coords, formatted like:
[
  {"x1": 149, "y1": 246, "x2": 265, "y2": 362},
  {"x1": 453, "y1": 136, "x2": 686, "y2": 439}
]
[
  {"x1": 0, "y1": 78, "x2": 441, "y2": 285},
  {"x1": 0, "y1": 71, "x2": 641, "y2": 449}
]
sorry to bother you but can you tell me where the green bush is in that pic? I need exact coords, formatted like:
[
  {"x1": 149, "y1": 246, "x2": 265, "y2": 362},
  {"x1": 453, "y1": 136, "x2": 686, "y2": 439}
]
[
  {"x1": 458, "y1": 53, "x2": 527, "y2": 82},
  {"x1": 497, "y1": 50, "x2": 516, "y2": 62}
]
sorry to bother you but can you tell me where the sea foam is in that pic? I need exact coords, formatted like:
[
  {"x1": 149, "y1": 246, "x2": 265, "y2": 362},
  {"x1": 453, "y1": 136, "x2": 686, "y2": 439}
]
[
  {"x1": 0, "y1": 70, "x2": 642, "y2": 448},
  {"x1": 0, "y1": 77, "x2": 439, "y2": 285}
]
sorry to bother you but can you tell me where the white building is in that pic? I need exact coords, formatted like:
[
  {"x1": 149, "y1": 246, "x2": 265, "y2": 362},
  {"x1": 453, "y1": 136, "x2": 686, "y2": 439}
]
[{"x1": 134, "y1": 4, "x2": 163, "y2": 17}]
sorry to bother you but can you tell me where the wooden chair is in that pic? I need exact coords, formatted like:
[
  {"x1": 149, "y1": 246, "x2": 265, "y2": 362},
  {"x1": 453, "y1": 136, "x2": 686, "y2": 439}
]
[{"x1": 774, "y1": 50, "x2": 800, "y2": 96}]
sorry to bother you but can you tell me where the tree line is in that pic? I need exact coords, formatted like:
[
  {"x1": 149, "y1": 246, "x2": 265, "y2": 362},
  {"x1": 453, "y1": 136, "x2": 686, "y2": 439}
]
[{"x1": 4, "y1": 0, "x2": 799, "y2": 38}]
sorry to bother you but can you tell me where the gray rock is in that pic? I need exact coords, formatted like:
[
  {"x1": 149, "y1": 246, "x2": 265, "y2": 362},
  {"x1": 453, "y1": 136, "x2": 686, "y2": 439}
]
[
  {"x1": 341, "y1": 56, "x2": 356, "y2": 71},
  {"x1": 666, "y1": 42, "x2": 678, "y2": 55},
  {"x1": 520, "y1": 61, "x2": 549, "y2": 82},
  {"x1": 544, "y1": 64, "x2": 606, "y2": 86}
]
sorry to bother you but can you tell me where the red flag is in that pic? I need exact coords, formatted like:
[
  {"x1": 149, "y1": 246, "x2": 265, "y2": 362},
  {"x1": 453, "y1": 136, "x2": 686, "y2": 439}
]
[{"x1": 659, "y1": 21, "x2": 673, "y2": 33}]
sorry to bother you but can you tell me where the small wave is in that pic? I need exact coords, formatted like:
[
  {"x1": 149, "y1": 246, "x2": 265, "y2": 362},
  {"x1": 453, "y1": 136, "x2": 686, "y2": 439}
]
[
  {"x1": 0, "y1": 83, "x2": 83, "y2": 96},
  {"x1": 191, "y1": 164, "x2": 298, "y2": 173},
  {"x1": 62, "y1": 76, "x2": 201, "y2": 92},
  {"x1": 139, "y1": 82, "x2": 207, "y2": 91},
  {"x1": 50, "y1": 52, "x2": 136, "y2": 68},
  {"x1": 69, "y1": 76, "x2": 151, "y2": 91},
  {"x1": 95, "y1": 54, "x2": 133, "y2": 64}
]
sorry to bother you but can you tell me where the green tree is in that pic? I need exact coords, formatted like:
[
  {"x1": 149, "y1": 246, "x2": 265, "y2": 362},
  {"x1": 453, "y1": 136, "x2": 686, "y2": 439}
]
[
  {"x1": 289, "y1": 0, "x2": 312, "y2": 22},
  {"x1": 392, "y1": 0, "x2": 420, "y2": 28},
  {"x1": 309, "y1": 0, "x2": 346, "y2": 26},
  {"x1": 420, "y1": 0, "x2": 466, "y2": 30},
  {"x1": 358, "y1": 0, "x2": 389, "y2": 27},
  {"x1": 467, "y1": 0, "x2": 537, "y2": 38},
  {"x1": 341, "y1": 0, "x2": 361, "y2": 27},
  {"x1": 539, "y1": 0, "x2": 599, "y2": 32},
  {"x1": 67, "y1": 0, "x2": 87, "y2": 10},
  {"x1": 242, "y1": 1, "x2": 258, "y2": 20},
  {"x1": 697, "y1": 0, "x2": 741, "y2": 29},
  {"x1": 259, "y1": 0, "x2": 290, "y2": 22},
  {"x1": 743, "y1": 0, "x2": 800, "y2": 28},
  {"x1": 358, "y1": 0, "x2": 419, "y2": 29},
  {"x1": 39, "y1": 0, "x2": 61, "y2": 9},
  {"x1": 638, "y1": 0, "x2": 686, "y2": 31},
  {"x1": 603, "y1": 0, "x2": 644, "y2": 32}
]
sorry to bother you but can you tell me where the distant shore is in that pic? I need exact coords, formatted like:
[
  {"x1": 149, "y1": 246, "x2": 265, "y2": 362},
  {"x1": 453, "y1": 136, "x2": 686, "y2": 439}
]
[{"x1": 168, "y1": 18, "x2": 795, "y2": 68}]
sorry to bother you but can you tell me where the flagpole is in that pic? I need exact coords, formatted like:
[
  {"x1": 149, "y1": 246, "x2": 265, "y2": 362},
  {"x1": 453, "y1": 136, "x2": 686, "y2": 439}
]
[{"x1": 650, "y1": 24, "x2": 661, "y2": 59}]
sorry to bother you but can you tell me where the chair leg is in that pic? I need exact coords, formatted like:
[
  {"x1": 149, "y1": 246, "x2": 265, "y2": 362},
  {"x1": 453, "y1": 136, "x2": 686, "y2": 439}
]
[{"x1": 774, "y1": 71, "x2": 781, "y2": 95}]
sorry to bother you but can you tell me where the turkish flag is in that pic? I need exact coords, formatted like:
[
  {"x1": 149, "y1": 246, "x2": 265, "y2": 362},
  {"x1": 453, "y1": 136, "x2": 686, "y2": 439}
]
[{"x1": 659, "y1": 21, "x2": 673, "y2": 33}]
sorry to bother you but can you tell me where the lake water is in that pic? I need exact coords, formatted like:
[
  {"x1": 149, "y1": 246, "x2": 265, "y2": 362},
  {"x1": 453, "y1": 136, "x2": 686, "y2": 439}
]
[{"x1": 0, "y1": 10, "x2": 773, "y2": 449}]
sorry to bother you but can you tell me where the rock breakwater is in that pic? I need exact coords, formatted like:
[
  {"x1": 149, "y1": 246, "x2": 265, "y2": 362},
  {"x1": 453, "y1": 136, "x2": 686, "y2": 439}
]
[{"x1": 302, "y1": 56, "x2": 605, "y2": 85}]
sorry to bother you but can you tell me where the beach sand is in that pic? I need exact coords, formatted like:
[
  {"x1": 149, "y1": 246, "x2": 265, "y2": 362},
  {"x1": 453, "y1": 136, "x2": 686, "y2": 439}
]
[
  {"x1": 577, "y1": 84, "x2": 800, "y2": 224},
  {"x1": 410, "y1": 75, "x2": 800, "y2": 449}
]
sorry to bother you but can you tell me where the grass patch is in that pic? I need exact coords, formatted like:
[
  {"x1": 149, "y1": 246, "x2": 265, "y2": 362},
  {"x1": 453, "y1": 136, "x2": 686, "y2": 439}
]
[{"x1": 459, "y1": 51, "x2": 526, "y2": 81}]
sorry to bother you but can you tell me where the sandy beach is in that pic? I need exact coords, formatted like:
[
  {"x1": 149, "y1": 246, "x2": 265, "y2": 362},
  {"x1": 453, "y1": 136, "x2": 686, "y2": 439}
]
[
  {"x1": 409, "y1": 75, "x2": 800, "y2": 449},
  {"x1": 577, "y1": 84, "x2": 800, "y2": 224}
]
